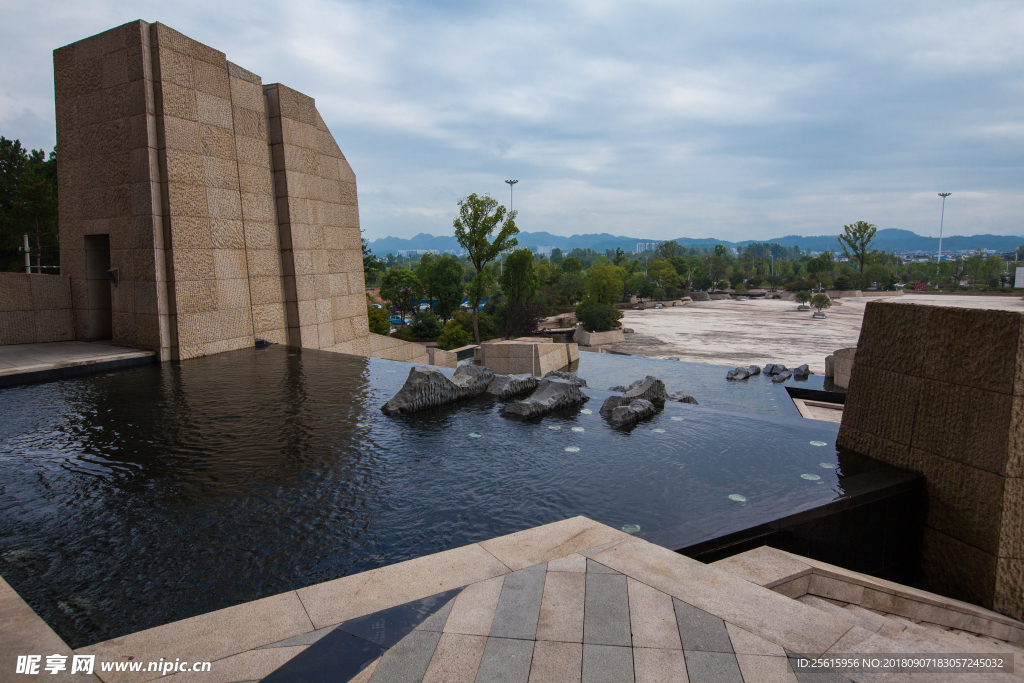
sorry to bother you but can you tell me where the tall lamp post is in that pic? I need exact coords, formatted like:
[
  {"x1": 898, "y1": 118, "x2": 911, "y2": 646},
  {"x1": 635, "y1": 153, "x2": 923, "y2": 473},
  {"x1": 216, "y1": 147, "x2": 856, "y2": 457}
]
[
  {"x1": 937, "y1": 192, "x2": 951, "y2": 282},
  {"x1": 505, "y1": 179, "x2": 518, "y2": 212}
]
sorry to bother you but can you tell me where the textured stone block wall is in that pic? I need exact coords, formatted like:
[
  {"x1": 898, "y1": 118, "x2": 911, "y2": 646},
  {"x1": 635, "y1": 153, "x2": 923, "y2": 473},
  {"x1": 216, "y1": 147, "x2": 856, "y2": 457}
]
[
  {"x1": 150, "y1": 24, "x2": 261, "y2": 360},
  {"x1": 54, "y1": 21, "x2": 366, "y2": 360},
  {"x1": 54, "y1": 21, "x2": 168, "y2": 353},
  {"x1": 0, "y1": 274, "x2": 74, "y2": 344},
  {"x1": 265, "y1": 84, "x2": 368, "y2": 352},
  {"x1": 837, "y1": 302, "x2": 1024, "y2": 619}
]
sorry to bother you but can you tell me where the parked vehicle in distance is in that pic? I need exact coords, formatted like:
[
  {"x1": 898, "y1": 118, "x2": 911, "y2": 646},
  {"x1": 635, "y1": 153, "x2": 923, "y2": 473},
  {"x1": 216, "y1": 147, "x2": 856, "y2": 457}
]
[
  {"x1": 370, "y1": 303, "x2": 382, "y2": 309},
  {"x1": 389, "y1": 315, "x2": 403, "y2": 325}
]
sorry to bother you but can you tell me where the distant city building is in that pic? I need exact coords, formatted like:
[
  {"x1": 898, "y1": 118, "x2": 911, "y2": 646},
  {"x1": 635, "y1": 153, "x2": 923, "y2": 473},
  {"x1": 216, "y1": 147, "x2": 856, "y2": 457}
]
[
  {"x1": 636, "y1": 242, "x2": 660, "y2": 253},
  {"x1": 535, "y1": 246, "x2": 556, "y2": 256},
  {"x1": 397, "y1": 250, "x2": 440, "y2": 257}
]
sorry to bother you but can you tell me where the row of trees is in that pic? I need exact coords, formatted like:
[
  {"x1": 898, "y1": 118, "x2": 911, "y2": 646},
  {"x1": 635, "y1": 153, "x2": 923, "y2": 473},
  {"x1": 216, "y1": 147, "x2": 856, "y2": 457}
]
[
  {"x1": 368, "y1": 213, "x2": 1024, "y2": 344},
  {"x1": 0, "y1": 138, "x2": 58, "y2": 273}
]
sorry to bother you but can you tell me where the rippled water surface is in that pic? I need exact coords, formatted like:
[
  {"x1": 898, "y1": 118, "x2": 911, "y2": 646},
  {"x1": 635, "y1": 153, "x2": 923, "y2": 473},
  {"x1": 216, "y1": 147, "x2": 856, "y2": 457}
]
[{"x1": 1, "y1": 346, "x2": 851, "y2": 647}]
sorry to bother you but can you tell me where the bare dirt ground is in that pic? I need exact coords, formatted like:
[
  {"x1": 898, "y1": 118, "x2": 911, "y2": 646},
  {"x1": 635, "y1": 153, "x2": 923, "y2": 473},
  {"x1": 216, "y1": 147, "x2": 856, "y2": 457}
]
[{"x1": 602, "y1": 293, "x2": 1024, "y2": 374}]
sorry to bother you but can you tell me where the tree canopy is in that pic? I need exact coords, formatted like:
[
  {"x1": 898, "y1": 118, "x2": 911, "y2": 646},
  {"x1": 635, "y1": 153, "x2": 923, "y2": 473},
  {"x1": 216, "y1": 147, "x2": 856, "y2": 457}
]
[
  {"x1": 1, "y1": 137, "x2": 58, "y2": 273},
  {"x1": 837, "y1": 221, "x2": 878, "y2": 285},
  {"x1": 453, "y1": 193, "x2": 518, "y2": 342},
  {"x1": 379, "y1": 269, "x2": 421, "y2": 325}
]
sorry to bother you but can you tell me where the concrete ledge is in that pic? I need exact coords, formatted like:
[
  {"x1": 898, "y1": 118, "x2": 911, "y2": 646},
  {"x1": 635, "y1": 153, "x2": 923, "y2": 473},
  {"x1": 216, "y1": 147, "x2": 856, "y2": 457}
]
[
  {"x1": 0, "y1": 351, "x2": 157, "y2": 387},
  {"x1": 572, "y1": 326, "x2": 624, "y2": 347},
  {"x1": 714, "y1": 546, "x2": 1024, "y2": 644}
]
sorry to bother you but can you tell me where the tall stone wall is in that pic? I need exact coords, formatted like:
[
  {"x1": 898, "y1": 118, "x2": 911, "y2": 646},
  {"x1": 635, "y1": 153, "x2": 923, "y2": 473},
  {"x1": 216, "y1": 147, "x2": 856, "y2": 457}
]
[
  {"x1": 265, "y1": 84, "x2": 367, "y2": 353},
  {"x1": 52, "y1": 21, "x2": 369, "y2": 361},
  {"x1": 0, "y1": 274, "x2": 74, "y2": 344},
  {"x1": 837, "y1": 301, "x2": 1023, "y2": 619}
]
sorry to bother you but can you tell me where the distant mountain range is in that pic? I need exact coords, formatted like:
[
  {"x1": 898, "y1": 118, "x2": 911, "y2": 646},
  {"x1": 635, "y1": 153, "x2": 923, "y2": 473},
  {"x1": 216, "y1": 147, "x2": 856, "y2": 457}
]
[{"x1": 368, "y1": 228, "x2": 1024, "y2": 256}]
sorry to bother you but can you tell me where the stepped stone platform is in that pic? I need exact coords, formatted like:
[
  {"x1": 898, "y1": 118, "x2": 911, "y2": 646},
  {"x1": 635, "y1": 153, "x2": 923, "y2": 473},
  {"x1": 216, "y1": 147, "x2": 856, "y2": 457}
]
[{"x1": 3, "y1": 518, "x2": 1022, "y2": 682}]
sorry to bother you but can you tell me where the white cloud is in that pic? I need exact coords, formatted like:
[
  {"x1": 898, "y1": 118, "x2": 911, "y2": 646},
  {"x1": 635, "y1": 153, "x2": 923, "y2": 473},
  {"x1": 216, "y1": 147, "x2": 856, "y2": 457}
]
[{"x1": 1, "y1": 0, "x2": 1022, "y2": 240}]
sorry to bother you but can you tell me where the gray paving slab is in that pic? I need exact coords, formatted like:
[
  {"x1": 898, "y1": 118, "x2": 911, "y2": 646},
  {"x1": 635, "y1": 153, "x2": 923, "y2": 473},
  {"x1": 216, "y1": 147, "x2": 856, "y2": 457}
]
[
  {"x1": 369, "y1": 628, "x2": 443, "y2": 683},
  {"x1": 489, "y1": 564, "x2": 548, "y2": 640},
  {"x1": 259, "y1": 623, "x2": 336, "y2": 648},
  {"x1": 682, "y1": 650, "x2": 743, "y2": 683},
  {"x1": 475, "y1": 637, "x2": 535, "y2": 683},
  {"x1": 673, "y1": 599, "x2": 733, "y2": 653},
  {"x1": 582, "y1": 644, "x2": 634, "y2": 683},
  {"x1": 584, "y1": 573, "x2": 632, "y2": 647},
  {"x1": 418, "y1": 597, "x2": 458, "y2": 632},
  {"x1": 587, "y1": 559, "x2": 622, "y2": 575}
]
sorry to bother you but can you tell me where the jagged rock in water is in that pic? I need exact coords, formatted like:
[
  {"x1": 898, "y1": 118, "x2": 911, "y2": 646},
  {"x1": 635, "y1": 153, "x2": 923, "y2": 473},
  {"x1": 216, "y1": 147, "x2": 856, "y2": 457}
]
[
  {"x1": 727, "y1": 367, "x2": 751, "y2": 380},
  {"x1": 764, "y1": 363, "x2": 788, "y2": 376},
  {"x1": 500, "y1": 378, "x2": 589, "y2": 421},
  {"x1": 600, "y1": 376, "x2": 667, "y2": 415},
  {"x1": 667, "y1": 391, "x2": 698, "y2": 404},
  {"x1": 747, "y1": 365, "x2": 761, "y2": 375},
  {"x1": 382, "y1": 365, "x2": 494, "y2": 415},
  {"x1": 771, "y1": 370, "x2": 793, "y2": 383},
  {"x1": 486, "y1": 373, "x2": 540, "y2": 399},
  {"x1": 544, "y1": 370, "x2": 587, "y2": 387},
  {"x1": 665, "y1": 356, "x2": 680, "y2": 361},
  {"x1": 609, "y1": 398, "x2": 657, "y2": 428},
  {"x1": 792, "y1": 364, "x2": 810, "y2": 379},
  {"x1": 608, "y1": 385, "x2": 628, "y2": 392}
]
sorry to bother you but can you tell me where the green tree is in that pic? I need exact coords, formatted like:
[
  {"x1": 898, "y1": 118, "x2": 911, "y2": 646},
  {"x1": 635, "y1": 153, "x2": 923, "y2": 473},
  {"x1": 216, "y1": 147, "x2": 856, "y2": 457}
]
[
  {"x1": 1, "y1": 138, "x2": 58, "y2": 272},
  {"x1": 657, "y1": 240, "x2": 684, "y2": 259},
  {"x1": 499, "y1": 248, "x2": 542, "y2": 337},
  {"x1": 379, "y1": 269, "x2": 421, "y2": 325},
  {"x1": 811, "y1": 293, "x2": 832, "y2": 314},
  {"x1": 585, "y1": 265, "x2": 625, "y2": 305},
  {"x1": 575, "y1": 297, "x2": 621, "y2": 332},
  {"x1": 559, "y1": 257, "x2": 587, "y2": 305},
  {"x1": 550, "y1": 247, "x2": 563, "y2": 265},
  {"x1": 429, "y1": 255, "x2": 465, "y2": 322},
  {"x1": 499, "y1": 248, "x2": 539, "y2": 305},
  {"x1": 362, "y1": 239, "x2": 384, "y2": 285},
  {"x1": 366, "y1": 305, "x2": 390, "y2": 334},
  {"x1": 837, "y1": 221, "x2": 878, "y2": 288},
  {"x1": 795, "y1": 291, "x2": 811, "y2": 307},
  {"x1": 646, "y1": 259, "x2": 679, "y2": 298},
  {"x1": 453, "y1": 193, "x2": 518, "y2": 343}
]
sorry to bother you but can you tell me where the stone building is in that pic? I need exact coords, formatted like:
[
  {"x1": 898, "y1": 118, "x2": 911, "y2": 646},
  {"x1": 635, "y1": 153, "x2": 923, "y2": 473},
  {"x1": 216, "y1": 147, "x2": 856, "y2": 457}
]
[{"x1": 1, "y1": 20, "x2": 427, "y2": 365}]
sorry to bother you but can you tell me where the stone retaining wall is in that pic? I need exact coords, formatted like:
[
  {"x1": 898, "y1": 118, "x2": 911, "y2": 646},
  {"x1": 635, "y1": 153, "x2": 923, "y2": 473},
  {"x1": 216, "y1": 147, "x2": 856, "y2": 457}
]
[
  {"x1": 836, "y1": 301, "x2": 1024, "y2": 620},
  {"x1": 0, "y1": 273, "x2": 74, "y2": 345},
  {"x1": 572, "y1": 326, "x2": 624, "y2": 346}
]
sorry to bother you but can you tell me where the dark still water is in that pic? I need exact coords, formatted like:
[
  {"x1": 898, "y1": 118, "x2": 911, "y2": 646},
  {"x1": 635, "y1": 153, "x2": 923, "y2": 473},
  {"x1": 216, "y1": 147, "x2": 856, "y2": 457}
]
[{"x1": 1, "y1": 346, "x2": 850, "y2": 647}]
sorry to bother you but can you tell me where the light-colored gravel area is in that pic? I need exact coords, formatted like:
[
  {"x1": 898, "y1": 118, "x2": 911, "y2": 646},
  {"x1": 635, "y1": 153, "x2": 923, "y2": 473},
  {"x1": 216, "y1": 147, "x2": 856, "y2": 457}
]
[{"x1": 603, "y1": 293, "x2": 1024, "y2": 374}]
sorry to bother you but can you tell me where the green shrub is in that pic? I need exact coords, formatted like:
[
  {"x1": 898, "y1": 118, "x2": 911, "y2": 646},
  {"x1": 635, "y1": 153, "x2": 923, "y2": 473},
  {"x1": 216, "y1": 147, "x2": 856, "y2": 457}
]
[
  {"x1": 734, "y1": 283, "x2": 748, "y2": 295},
  {"x1": 436, "y1": 320, "x2": 472, "y2": 350},
  {"x1": 575, "y1": 298, "x2": 621, "y2": 332},
  {"x1": 367, "y1": 306, "x2": 390, "y2": 335},
  {"x1": 453, "y1": 309, "x2": 496, "y2": 340},
  {"x1": 795, "y1": 291, "x2": 811, "y2": 306},
  {"x1": 409, "y1": 312, "x2": 442, "y2": 340}
]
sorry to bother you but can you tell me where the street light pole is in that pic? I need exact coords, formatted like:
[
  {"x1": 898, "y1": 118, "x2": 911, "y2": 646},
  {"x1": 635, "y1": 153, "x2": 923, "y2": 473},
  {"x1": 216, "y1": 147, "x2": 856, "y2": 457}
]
[
  {"x1": 505, "y1": 179, "x2": 518, "y2": 213},
  {"x1": 937, "y1": 192, "x2": 951, "y2": 282}
]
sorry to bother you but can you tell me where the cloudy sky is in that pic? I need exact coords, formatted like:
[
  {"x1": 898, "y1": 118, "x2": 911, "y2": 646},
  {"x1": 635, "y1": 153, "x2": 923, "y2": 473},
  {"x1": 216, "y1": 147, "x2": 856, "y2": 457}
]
[{"x1": 2, "y1": 0, "x2": 1022, "y2": 241}]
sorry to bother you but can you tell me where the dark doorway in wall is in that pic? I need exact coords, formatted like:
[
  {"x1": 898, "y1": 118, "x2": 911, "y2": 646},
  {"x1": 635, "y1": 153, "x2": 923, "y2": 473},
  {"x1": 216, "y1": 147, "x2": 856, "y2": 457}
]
[{"x1": 84, "y1": 234, "x2": 112, "y2": 340}]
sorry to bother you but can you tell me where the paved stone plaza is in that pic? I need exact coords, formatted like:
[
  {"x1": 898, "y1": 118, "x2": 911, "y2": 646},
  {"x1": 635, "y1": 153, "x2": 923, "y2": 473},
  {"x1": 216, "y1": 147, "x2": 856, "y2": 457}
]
[
  {"x1": 4, "y1": 517, "x2": 1021, "y2": 682},
  {"x1": 610, "y1": 294, "x2": 1024, "y2": 373}
]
